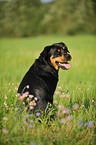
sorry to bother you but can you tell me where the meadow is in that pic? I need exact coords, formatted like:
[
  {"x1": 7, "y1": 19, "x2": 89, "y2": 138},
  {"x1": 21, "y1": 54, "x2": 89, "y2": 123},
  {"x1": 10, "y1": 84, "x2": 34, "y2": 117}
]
[{"x1": 0, "y1": 34, "x2": 96, "y2": 145}]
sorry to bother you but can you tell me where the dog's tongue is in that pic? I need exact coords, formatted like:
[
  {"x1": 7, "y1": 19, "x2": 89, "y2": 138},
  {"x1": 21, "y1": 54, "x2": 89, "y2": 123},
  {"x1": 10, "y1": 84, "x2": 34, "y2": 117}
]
[
  {"x1": 63, "y1": 63, "x2": 71, "y2": 69},
  {"x1": 60, "y1": 63, "x2": 71, "y2": 70}
]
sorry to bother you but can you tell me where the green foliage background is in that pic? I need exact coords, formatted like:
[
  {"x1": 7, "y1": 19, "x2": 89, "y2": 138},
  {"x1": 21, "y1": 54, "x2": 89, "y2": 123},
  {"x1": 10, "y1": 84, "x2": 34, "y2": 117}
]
[
  {"x1": 0, "y1": 35, "x2": 96, "y2": 145},
  {"x1": 0, "y1": 0, "x2": 96, "y2": 37}
]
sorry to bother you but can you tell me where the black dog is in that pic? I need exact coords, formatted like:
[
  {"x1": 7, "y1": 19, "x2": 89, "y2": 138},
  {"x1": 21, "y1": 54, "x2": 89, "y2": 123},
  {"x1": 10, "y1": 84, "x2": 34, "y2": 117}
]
[{"x1": 17, "y1": 42, "x2": 72, "y2": 112}]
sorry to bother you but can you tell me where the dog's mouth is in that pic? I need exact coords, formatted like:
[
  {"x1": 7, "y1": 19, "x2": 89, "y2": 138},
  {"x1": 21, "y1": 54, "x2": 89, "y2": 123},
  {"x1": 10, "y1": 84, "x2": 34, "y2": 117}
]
[{"x1": 56, "y1": 62, "x2": 71, "y2": 70}]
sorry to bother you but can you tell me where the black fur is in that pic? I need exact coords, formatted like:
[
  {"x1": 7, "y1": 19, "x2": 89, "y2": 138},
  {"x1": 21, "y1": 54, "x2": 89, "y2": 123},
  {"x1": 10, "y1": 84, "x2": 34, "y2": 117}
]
[{"x1": 17, "y1": 42, "x2": 71, "y2": 112}]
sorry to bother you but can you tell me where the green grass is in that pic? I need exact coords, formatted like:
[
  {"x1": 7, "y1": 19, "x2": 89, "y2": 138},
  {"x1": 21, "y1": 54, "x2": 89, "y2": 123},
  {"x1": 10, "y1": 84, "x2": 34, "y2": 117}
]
[{"x1": 0, "y1": 34, "x2": 96, "y2": 145}]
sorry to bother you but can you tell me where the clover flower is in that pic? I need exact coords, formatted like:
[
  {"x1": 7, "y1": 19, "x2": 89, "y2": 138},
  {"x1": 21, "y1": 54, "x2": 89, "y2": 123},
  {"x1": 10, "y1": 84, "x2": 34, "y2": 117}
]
[
  {"x1": 18, "y1": 95, "x2": 25, "y2": 102},
  {"x1": 5, "y1": 95, "x2": 7, "y2": 99},
  {"x1": 2, "y1": 128, "x2": 8, "y2": 134},
  {"x1": 8, "y1": 89, "x2": 11, "y2": 93},
  {"x1": 59, "y1": 118, "x2": 66, "y2": 124},
  {"x1": 23, "y1": 92, "x2": 29, "y2": 97},
  {"x1": 15, "y1": 87, "x2": 18, "y2": 91},
  {"x1": 34, "y1": 97, "x2": 38, "y2": 101},
  {"x1": 2, "y1": 117, "x2": 8, "y2": 120},
  {"x1": 27, "y1": 85, "x2": 29, "y2": 89},
  {"x1": 58, "y1": 86, "x2": 61, "y2": 90},
  {"x1": 59, "y1": 115, "x2": 73, "y2": 124},
  {"x1": 4, "y1": 102, "x2": 8, "y2": 107},
  {"x1": 58, "y1": 105, "x2": 63, "y2": 109},
  {"x1": 14, "y1": 108, "x2": 18, "y2": 111},
  {"x1": 30, "y1": 106, "x2": 34, "y2": 110},
  {"x1": 55, "y1": 91, "x2": 60, "y2": 95},
  {"x1": 92, "y1": 100, "x2": 95, "y2": 103},
  {"x1": 63, "y1": 108, "x2": 71, "y2": 114},
  {"x1": 29, "y1": 95, "x2": 34, "y2": 98},
  {"x1": 26, "y1": 97, "x2": 30, "y2": 102},
  {"x1": 17, "y1": 83, "x2": 19, "y2": 86},
  {"x1": 66, "y1": 115, "x2": 73, "y2": 121},
  {"x1": 16, "y1": 93, "x2": 20, "y2": 97},
  {"x1": 53, "y1": 100, "x2": 58, "y2": 105},
  {"x1": 72, "y1": 103, "x2": 79, "y2": 110},
  {"x1": 60, "y1": 94, "x2": 70, "y2": 98}
]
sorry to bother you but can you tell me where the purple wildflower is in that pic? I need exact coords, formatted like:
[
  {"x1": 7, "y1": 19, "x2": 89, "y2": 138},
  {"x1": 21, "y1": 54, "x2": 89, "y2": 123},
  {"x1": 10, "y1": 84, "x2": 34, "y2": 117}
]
[
  {"x1": 84, "y1": 123, "x2": 88, "y2": 126},
  {"x1": 79, "y1": 118, "x2": 83, "y2": 122},
  {"x1": 30, "y1": 120, "x2": 33, "y2": 123},
  {"x1": 29, "y1": 114, "x2": 32, "y2": 117},
  {"x1": 23, "y1": 120, "x2": 27, "y2": 124},
  {"x1": 25, "y1": 115, "x2": 28, "y2": 119},
  {"x1": 88, "y1": 121, "x2": 93, "y2": 127},
  {"x1": 78, "y1": 122, "x2": 81, "y2": 125},
  {"x1": 29, "y1": 124, "x2": 33, "y2": 128},
  {"x1": 80, "y1": 124, "x2": 84, "y2": 127},
  {"x1": 36, "y1": 112, "x2": 40, "y2": 117},
  {"x1": 30, "y1": 142, "x2": 36, "y2": 145}
]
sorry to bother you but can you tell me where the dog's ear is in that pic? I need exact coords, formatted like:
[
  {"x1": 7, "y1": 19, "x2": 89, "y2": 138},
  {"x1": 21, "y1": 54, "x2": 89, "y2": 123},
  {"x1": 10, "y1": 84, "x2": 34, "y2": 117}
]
[{"x1": 40, "y1": 44, "x2": 54, "y2": 59}]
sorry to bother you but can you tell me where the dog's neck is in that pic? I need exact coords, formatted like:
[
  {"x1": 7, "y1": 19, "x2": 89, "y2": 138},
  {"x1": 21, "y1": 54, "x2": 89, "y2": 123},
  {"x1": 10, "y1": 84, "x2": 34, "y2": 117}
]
[{"x1": 38, "y1": 56, "x2": 59, "y2": 78}]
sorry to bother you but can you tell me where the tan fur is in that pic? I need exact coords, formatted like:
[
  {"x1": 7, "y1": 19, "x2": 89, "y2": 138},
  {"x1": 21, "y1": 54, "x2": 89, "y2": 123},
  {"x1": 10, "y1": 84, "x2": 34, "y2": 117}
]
[{"x1": 50, "y1": 55, "x2": 66, "y2": 70}]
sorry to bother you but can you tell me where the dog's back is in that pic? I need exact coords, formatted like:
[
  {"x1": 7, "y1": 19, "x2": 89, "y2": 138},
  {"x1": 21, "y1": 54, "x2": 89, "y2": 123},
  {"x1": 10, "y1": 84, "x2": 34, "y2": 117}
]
[{"x1": 18, "y1": 57, "x2": 58, "y2": 112}]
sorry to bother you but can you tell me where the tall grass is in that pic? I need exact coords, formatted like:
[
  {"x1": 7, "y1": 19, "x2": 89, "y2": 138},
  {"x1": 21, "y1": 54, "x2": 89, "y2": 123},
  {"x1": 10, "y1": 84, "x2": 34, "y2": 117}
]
[{"x1": 0, "y1": 35, "x2": 96, "y2": 145}]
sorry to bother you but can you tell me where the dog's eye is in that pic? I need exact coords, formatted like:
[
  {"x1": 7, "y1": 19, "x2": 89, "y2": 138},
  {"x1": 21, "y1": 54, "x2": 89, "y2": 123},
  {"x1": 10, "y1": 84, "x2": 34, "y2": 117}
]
[
  {"x1": 54, "y1": 49, "x2": 61, "y2": 55},
  {"x1": 58, "y1": 49, "x2": 60, "y2": 52}
]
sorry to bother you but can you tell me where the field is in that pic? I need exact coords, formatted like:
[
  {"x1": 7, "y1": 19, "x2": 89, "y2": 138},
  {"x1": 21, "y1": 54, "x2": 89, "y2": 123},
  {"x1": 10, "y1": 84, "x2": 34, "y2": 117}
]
[{"x1": 0, "y1": 35, "x2": 96, "y2": 145}]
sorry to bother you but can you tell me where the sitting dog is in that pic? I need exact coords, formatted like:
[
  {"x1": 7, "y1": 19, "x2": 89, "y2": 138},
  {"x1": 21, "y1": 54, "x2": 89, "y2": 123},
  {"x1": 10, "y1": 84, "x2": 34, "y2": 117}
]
[{"x1": 17, "y1": 42, "x2": 72, "y2": 112}]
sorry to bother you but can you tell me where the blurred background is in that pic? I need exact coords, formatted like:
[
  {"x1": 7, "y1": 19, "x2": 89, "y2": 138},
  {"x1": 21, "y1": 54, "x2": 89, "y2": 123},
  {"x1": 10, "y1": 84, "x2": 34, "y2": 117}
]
[{"x1": 0, "y1": 0, "x2": 96, "y2": 37}]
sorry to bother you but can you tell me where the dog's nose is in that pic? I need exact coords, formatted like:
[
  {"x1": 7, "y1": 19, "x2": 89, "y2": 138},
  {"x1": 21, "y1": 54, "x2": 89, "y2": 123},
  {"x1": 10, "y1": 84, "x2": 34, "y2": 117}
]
[{"x1": 65, "y1": 54, "x2": 72, "y2": 60}]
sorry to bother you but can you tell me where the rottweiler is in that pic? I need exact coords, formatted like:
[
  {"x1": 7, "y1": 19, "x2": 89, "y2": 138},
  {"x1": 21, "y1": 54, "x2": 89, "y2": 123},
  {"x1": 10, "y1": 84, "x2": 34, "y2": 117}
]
[{"x1": 17, "y1": 42, "x2": 72, "y2": 112}]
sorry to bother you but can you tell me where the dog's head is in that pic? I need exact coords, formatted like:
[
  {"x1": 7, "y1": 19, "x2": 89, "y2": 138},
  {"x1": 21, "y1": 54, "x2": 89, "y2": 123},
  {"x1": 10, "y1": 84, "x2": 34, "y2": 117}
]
[{"x1": 40, "y1": 42, "x2": 72, "y2": 70}]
